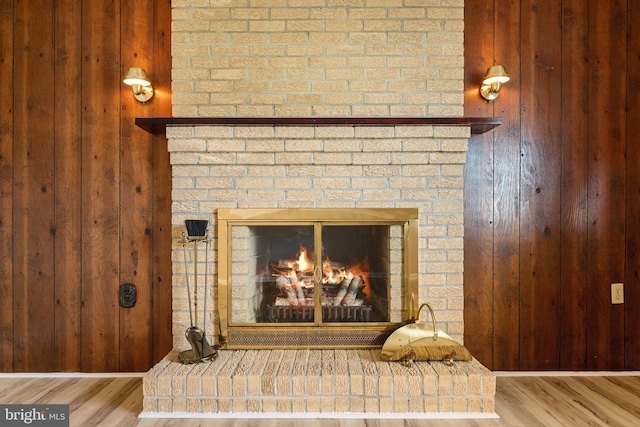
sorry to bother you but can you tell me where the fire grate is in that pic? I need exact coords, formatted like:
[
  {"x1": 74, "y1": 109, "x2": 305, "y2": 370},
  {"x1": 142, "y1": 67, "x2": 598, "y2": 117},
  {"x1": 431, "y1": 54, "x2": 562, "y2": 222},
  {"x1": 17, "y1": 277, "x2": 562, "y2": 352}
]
[{"x1": 266, "y1": 305, "x2": 373, "y2": 322}]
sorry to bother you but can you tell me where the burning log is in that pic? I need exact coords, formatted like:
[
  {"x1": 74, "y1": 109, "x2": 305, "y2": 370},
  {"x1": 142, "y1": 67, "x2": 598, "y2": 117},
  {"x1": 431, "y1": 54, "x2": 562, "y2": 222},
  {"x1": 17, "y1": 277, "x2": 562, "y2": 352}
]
[
  {"x1": 333, "y1": 277, "x2": 351, "y2": 306},
  {"x1": 271, "y1": 245, "x2": 370, "y2": 309},
  {"x1": 276, "y1": 274, "x2": 305, "y2": 306},
  {"x1": 341, "y1": 275, "x2": 364, "y2": 306},
  {"x1": 332, "y1": 274, "x2": 365, "y2": 306}
]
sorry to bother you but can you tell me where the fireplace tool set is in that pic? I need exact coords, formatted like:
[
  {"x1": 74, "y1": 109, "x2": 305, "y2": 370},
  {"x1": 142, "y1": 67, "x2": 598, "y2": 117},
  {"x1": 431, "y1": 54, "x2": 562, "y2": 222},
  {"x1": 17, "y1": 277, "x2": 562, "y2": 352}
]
[{"x1": 178, "y1": 220, "x2": 218, "y2": 364}]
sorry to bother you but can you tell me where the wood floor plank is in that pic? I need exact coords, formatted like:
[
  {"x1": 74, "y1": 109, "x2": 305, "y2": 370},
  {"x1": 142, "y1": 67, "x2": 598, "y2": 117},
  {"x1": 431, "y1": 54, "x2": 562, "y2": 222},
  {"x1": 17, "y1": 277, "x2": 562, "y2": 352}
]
[
  {"x1": 70, "y1": 378, "x2": 141, "y2": 426},
  {"x1": 0, "y1": 378, "x2": 69, "y2": 404},
  {"x1": 563, "y1": 377, "x2": 640, "y2": 425},
  {"x1": 1, "y1": 375, "x2": 640, "y2": 426},
  {"x1": 94, "y1": 382, "x2": 144, "y2": 427},
  {"x1": 524, "y1": 377, "x2": 605, "y2": 426},
  {"x1": 40, "y1": 378, "x2": 91, "y2": 403},
  {"x1": 580, "y1": 376, "x2": 640, "y2": 417},
  {"x1": 493, "y1": 377, "x2": 555, "y2": 427}
]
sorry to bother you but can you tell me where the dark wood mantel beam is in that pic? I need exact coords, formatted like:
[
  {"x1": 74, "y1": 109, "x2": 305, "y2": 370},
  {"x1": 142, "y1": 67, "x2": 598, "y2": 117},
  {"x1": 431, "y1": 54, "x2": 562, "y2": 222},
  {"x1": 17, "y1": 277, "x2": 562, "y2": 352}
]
[{"x1": 135, "y1": 117, "x2": 501, "y2": 135}]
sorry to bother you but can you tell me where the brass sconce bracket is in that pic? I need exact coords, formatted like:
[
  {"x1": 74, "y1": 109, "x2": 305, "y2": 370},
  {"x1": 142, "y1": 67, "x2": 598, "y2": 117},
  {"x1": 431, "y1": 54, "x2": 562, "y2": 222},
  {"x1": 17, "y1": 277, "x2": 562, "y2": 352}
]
[{"x1": 480, "y1": 65, "x2": 510, "y2": 101}]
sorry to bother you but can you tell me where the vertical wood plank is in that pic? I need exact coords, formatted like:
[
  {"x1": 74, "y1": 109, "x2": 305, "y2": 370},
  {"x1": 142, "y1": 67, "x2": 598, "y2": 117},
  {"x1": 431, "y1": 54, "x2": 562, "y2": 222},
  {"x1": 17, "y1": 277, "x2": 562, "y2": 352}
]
[
  {"x1": 463, "y1": 0, "x2": 496, "y2": 368},
  {"x1": 586, "y1": 0, "x2": 627, "y2": 371},
  {"x1": 0, "y1": 0, "x2": 15, "y2": 372},
  {"x1": 518, "y1": 0, "x2": 562, "y2": 370},
  {"x1": 151, "y1": 0, "x2": 175, "y2": 364},
  {"x1": 53, "y1": 0, "x2": 83, "y2": 373},
  {"x1": 625, "y1": 0, "x2": 640, "y2": 370},
  {"x1": 81, "y1": 0, "x2": 121, "y2": 372},
  {"x1": 559, "y1": 0, "x2": 589, "y2": 371},
  {"x1": 12, "y1": 0, "x2": 56, "y2": 372},
  {"x1": 119, "y1": 0, "x2": 155, "y2": 372},
  {"x1": 491, "y1": 0, "x2": 522, "y2": 371}
]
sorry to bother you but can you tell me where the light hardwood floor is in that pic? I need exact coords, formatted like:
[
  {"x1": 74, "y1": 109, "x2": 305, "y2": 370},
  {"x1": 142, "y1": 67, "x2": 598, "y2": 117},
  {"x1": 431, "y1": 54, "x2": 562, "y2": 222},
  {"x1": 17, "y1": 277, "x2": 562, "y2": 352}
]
[{"x1": 1, "y1": 375, "x2": 639, "y2": 426}]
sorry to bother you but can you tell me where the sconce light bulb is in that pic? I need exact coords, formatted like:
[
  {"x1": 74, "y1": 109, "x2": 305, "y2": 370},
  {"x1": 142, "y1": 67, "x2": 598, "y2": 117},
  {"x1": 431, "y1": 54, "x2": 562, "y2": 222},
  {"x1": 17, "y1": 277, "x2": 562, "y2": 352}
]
[
  {"x1": 480, "y1": 65, "x2": 510, "y2": 101},
  {"x1": 123, "y1": 67, "x2": 154, "y2": 103}
]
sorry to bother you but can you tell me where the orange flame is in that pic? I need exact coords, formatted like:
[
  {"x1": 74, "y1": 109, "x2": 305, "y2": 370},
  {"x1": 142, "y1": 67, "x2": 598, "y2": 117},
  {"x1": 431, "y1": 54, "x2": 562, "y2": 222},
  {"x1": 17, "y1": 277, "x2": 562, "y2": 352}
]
[
  {"x1": 347, "y1": 259, "x2": 370, "y2": 299},
  {"x1": 296, "y1": 246, "x2": 310, "y2": 272},
  {"x1": 273, "y1": 245, "x2": 370, "y2": 301}
]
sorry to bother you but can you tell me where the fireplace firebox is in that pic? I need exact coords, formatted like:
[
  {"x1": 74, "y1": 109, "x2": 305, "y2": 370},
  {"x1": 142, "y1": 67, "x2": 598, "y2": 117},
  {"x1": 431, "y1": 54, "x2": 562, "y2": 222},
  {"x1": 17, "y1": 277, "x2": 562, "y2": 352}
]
[{"x1": 217, "y1": 208, "x2": 418, "y2": 349}]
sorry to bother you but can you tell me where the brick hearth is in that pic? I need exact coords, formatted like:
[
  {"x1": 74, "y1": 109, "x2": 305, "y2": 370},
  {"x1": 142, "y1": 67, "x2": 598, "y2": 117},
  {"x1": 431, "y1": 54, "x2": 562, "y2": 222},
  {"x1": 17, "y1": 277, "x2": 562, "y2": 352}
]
[{"x1": 142, "y1": 350, "x2": 495, "y2": 417}]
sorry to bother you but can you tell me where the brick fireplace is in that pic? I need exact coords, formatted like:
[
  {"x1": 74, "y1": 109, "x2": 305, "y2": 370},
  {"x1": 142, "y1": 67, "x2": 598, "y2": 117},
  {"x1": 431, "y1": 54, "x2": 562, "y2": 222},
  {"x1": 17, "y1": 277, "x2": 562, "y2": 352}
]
[
  {"x1": 140, "y1": 0, "x2": 497, "y2": 418},
  {"x1": 168, "y1": 123, "x2": 470, "y2": 348}
]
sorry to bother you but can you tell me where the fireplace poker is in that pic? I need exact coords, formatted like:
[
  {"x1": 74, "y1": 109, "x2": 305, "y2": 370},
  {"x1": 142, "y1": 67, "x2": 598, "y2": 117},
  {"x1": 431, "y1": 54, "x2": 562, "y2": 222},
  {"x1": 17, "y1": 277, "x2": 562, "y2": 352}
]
[{"x1": 181, "y1": 234, "x2": 194, "y2": 327}]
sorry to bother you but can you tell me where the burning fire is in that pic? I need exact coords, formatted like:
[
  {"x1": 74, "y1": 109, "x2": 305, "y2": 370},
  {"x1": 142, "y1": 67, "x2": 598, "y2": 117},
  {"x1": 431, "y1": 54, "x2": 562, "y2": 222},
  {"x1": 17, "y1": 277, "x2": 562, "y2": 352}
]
[
  {"x1": 295, "y1": 246, "x2": 310, "y2": 272},
  {"x1": 272, "y1": 245, "x2": 370, "y2": 306}
]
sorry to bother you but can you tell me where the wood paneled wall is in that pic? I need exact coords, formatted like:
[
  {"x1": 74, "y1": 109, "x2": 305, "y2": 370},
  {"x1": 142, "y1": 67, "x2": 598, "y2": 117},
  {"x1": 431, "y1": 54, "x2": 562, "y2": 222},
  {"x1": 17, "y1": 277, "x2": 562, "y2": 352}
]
[
  {"x1": 2, "y1": 0, "x2": 638, "y2": 373},
  {"x1": 464, "y1": 0, "x2": 640, "y2": 371},
  {"x1": 0, "y1": 0, "x2": 173, "y2": 372}
]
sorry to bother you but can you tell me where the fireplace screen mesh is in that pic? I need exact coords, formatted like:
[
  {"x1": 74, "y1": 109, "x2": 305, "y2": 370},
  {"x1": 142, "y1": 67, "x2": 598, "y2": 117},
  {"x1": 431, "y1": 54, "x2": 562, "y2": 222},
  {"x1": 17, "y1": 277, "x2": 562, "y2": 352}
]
[{"x1": 218, "y1": 208, "x2": 417, "y2": 349}]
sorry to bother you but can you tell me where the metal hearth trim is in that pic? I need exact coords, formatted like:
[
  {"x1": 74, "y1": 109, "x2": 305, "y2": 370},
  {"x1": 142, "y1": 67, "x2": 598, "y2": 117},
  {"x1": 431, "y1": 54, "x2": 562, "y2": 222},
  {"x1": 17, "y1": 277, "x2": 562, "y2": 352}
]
[{"x1": 223, "y1": 328, "x2": 397, "y2": 349}]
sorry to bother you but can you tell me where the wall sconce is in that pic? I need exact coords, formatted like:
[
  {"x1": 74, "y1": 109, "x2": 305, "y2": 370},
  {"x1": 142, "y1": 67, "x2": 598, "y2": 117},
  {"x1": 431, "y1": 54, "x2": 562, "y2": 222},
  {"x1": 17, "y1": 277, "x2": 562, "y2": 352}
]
[
  {"x1": 123, "y1": 67, "x2": 154, "y2": 103},
  {"x1": 480, "y1": 65, "x2": 510, "y2": 101}
]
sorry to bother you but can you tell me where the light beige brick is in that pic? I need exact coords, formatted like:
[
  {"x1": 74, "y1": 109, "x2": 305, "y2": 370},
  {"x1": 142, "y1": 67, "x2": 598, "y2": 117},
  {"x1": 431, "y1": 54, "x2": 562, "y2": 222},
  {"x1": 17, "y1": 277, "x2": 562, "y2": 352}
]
[
  {"x1": 379, "y1": 397, "x2": 394, "y2": 413},
  {"x1": 353, "y1": 153, "x2": 391, "y2": 165},
  {"x1": 261, "y1": 370, "x2": 276, "y2": 395},
  {"x1": 270, "y1": 8, "x2": 309, "y2": 19},
  {"x1": 275, "y1": 177, "x2": 312, "y2": 188},
  {"x1": 249, "y1": 20, "x2": 286, "y2": 32},
  {"x1": 207, "y1": 139, "x2": 245, "y2": 153},
  {"x1": 234, "y1": 126, "x2": 275, "y2": 139},
  {"x1": 363, "y1": 189, "x2": 400, "y2": 200},
  {"x1": 245, "y1": 139, "x2": 284, "y2": 153},
  {"x1": 322, "y1": 140, "x2": 360, "y2": 152},
  {"x1": 286, "y1": 19, "x2": 325, "y2": 32},
  {"x1": 453, "y1": 397, "x2": 468, "y2": 412},
  {"x1": 313, "y1": 152, "x2": 353, "y2": 165},
  {"x1": 453, "y1": 374, "x2": 468, "y2": 395},
  {"x1": 482, "y1": 375, "x2": 497, "y2": 396},
  {"x1": 325, "y1": 93, "x2": 363, "y2": 104},
  {"x1": 306, "y1": 398, "x2": 320, "y2": 412},
  {"x1": 262, "y1": 399, "x2": 277, "y2": 412},
  {"x1": 236, "y1": 153, "x2": 274, "y2": 165},
  {"x1": 483, "y1": 397, "x2": 496, "y2": 413},
  {"x1": 320, "y1": 398, "x2": 335, "y2": 413},
  {"x1": 351, "y1": 177, "x2": 387, "y2": 189},
  {"x1": 172, "y1": 398, "x2": 187, "y2": 412},
  {"x1": 275, "y1": 105, "x2": 313, "y2": 116},
  {"x1": 247, "y1": 399, "x2": 261, "y2": 412},
  {"x1": 235, "y1": 105, "x2": 275, "y2": 116}
]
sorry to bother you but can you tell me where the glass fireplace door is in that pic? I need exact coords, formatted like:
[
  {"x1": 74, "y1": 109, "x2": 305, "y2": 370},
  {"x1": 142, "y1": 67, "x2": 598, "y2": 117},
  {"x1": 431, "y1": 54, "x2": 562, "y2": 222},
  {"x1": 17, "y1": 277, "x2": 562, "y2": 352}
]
[
  {"x1": 320, "y1": 225, "x2": 391, "y2": 323},
  {"x1": 229, "y1": 223, "x2": 317, "y2": 325}
]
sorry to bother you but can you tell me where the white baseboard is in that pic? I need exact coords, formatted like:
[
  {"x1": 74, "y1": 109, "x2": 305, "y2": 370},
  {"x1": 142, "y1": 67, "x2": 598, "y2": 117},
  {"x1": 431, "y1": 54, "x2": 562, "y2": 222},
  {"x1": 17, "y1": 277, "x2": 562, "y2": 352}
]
[
  {"x1": 493, "y1": 370, "x2": 640, "y2": 377},
  {"x1": 0, "y1": 372, "x2": 145, "y2": 378}
]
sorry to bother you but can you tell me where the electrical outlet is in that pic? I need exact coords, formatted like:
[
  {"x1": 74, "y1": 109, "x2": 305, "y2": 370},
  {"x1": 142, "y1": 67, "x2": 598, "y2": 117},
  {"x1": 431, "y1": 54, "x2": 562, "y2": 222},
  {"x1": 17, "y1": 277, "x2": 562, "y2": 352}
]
[{"x1": 611, "y1": 283, "x2": 624, "y2": 304}]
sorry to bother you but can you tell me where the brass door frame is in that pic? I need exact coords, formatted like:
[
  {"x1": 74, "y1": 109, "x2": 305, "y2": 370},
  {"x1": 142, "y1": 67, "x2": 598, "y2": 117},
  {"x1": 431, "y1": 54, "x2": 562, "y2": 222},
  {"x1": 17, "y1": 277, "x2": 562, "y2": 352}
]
[{"x1": 217, "y1": 208, "x2": 419, "y2": 349}]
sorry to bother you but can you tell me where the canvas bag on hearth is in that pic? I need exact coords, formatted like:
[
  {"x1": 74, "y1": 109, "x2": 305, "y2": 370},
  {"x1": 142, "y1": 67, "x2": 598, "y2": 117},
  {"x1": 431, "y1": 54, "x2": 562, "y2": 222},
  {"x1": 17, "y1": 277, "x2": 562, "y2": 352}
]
[{"x1": 380, "y1": 301, "x2": 472, "y2": 362}]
